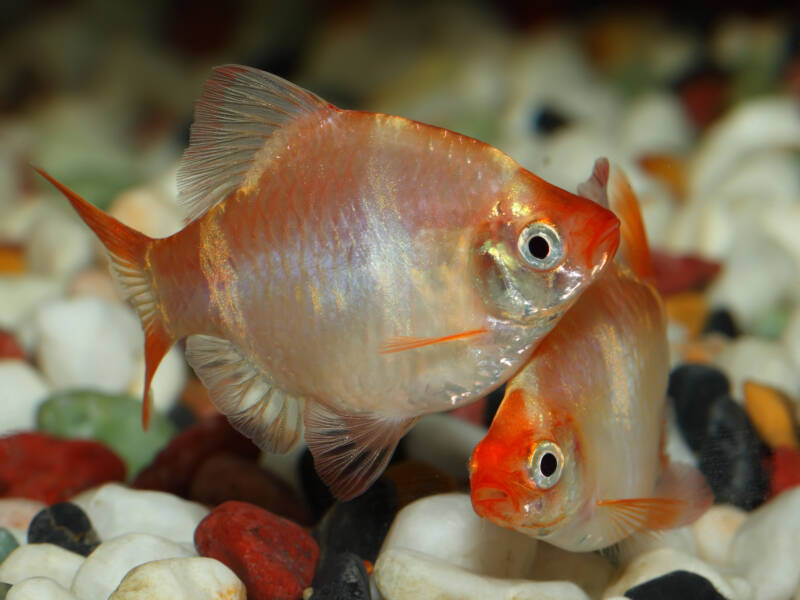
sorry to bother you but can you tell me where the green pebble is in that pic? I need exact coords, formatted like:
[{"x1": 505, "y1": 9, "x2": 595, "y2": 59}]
[
  {"x1": 0, "y1": 528, "x2": 19, "y2": 565},
  {"x1": 0, "y1": 582, "x2": 10, "y2": 599},
  {"x1": 752, "y1": 304, "x2": 791, "y2": 340},
  {"x1": 36, "y1": 389, "x2": 176, "y2": 479}
]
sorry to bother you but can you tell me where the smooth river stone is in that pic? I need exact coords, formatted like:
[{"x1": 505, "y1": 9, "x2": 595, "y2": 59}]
[
  {"x1": 70, "y1": 483, "x2": 208, "y2": 546},
  {"x1": 71, "y1": 533, "x2": 195, "y2": 600},
  {"x1": 375, "y1": 548, "x2": 590, "y2": 600},
  {"x1": 7, "y1": 578, "x2": 78, "y2": 600},
  {"x1": 36, "y1": 389, "x2": 176, "y2": 478},
  {"x1": 108, "y1": 557, "x2": 245, "y2": 600},
  {"x1": 0, "y1": 361, "x2": 50, "y2": 436},
  {"x1": 27, "y1": 503, "x2": 99, "y2": 556},
  {"x1": 0, "y1": 544, "x2": 84, "y2": 589}
]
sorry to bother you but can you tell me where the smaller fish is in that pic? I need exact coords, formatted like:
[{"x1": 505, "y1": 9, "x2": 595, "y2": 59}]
[{"x1": 469, "y1": 159, "x2": 712, "y2": 552}]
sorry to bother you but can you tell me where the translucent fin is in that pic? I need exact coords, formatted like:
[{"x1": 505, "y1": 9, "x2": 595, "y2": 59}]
[
  {"x1": 577, "y1": 157, "x2": 610, "y2": 208},
  {"x1": 596, "y1": 462, "x2": 712, "y2": 541},
  {"x1": 379, "y1": 328, "x2": 488, "y2": 354},
  {"x1": 177, "y1": 65, "x2": 334, "y2": 222},
  {"x1": 304, "y1": 402, "x2": 417, "y2": 500},
  {"x1": 606, "y1": 163, "x2": 654, "y2": 282},
  {"x1": 185, "y1": 334, "x2": 304, "y2": 453},
  {"x1": 34, "y1": 167, "x2": 171, "y2": 429}
]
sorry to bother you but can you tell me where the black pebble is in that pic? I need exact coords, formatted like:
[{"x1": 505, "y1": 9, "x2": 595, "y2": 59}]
[
  {"x1": 310, "y1": 551, "x2": 371, "y2": 600},
  {"x1": 625, "y1": 569, "x2": 728, "y2": 599},
  {"x1": 698, "y1": 395, "x2": 769, "y2": 510},
  {"x1": 27, "y1": 502, "x2": 100, "y2": 556},
  {"x1": 529, "y1": 106, "x2": 568, "y2": 135},
  {"x1": 166, "y1": 401, "x2": 196, "y2": 431},
  {"x1": 702, "y1": 308, "x2": 740, "y2": 338},
  {"x1": 313, "y1": 478, "x2": 398, "y2": 563},
  {"x1": 668, "y1": 364, "x2": 730, "y2": 452},
  {"x1": 483, "y1": 383, "x2": 506, "y2": 426},
  {"x1": 300, "y1": 448, "x2": 337, "y2": 522}
]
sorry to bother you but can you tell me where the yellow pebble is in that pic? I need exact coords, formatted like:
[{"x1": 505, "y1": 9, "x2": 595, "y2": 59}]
[
  {"x1": 665, "y1": 292, "x2": 707, "y2": 339},
  {"x1": 743, "y1": 380, "x2": 799, "y2": 450},
  {"x1": 0, "y1": 246, "x2": 25, "y2": 274}
]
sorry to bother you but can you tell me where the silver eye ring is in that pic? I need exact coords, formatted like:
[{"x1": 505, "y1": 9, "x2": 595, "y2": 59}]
[
  {"x1": 528, "y1": 441, "x2": 564, "y2": 489},
  {"x1": 517, "y1": 222, "x2": 563, "y2": 270}
]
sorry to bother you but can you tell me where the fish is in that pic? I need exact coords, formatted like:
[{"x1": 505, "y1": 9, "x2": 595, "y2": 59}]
[
  {"x1": 35, "y1": 65, "x2": 620, "y2": 499},
  {"x1": 469, "y1": 159, "x2": 712, "y2": 551}
]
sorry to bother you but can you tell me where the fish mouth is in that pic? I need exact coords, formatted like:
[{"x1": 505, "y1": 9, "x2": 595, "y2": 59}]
[{"x1": 471, "y1": 484, "x2": 516, "y2": 521}]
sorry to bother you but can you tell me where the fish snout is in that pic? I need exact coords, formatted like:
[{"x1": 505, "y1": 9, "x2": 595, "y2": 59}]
[
  {"x1": 586, "y1": 214, "x2": 620, "y2": 273},
  {"x1": 470, "y1": 479, "x2": 516, "y2": 520}
]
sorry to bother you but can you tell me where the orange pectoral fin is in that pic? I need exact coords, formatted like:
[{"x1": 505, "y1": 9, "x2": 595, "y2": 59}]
[
  {"x1": 597, "y1": 462, "x2": 713, "y2": 541},
  {"x1": 379, "y1": 328, "x2": 488, "y2": 354}
]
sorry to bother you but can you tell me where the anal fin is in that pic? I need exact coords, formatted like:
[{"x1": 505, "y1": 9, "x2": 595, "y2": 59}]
[
  {"x1": 185, "y1": 334, "x2": 304, "y2": 453},
  {"x1": 305, "y1": 402, "x2": 417, "y2": 500}
]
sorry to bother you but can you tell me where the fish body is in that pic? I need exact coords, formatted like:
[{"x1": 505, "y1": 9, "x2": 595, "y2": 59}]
[
  {"x1": 470, "y1": 161, "x2": 711, "y2": 551},
  {"x1": 37, "y1": 66, "x2": 619, "y2": 499}
]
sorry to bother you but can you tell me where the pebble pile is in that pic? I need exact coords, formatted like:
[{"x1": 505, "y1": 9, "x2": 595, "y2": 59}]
[{"x1": 3, "y1": 4, "x2": 800, "y2": 600}]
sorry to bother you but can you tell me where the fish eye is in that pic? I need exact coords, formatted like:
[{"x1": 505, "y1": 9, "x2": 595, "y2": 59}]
[
  {"x1": 517, "y1": 222, "x2": 563, "y2": 270},
  {"x1": 528, "y1": 441, "x2": 564, "y2": 489}
]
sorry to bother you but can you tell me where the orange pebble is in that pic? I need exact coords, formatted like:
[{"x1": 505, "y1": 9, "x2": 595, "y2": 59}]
[
  {"x1": 638, "y1": 153, "x2": 687, "y2": 200},
  {"x1": 743, "y1": 380, "x2": 799, "y2": 450},
  {"x1": 0, "y1": 245, "x2": 25, "y2": 274},
  {"x1": 665, "y1": 291, "x2": 708, "y2": 339},
  {"x1": 363, "y1": 559, "x2": 374, "y2": 575}
]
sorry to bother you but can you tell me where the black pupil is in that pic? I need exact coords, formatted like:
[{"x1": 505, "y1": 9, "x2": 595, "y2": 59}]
[
  {"x1": 529, "y1": 235, "x2": 550, "y2": 260},
  {"x1": 540, "y1": 452, "x2": 557, "y2": 477}
]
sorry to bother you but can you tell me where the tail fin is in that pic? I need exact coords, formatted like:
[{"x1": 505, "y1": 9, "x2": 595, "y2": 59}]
[{"x1": 34, "y1": 167, "x2": 173, "y2": 428}]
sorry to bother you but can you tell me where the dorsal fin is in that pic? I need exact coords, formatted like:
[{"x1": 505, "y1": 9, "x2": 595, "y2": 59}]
[
  {"x1": 606, "y1": 163, "x2": 654, "y2": 282},
  {"x1": 177, "y1": 65, "x2": 334, "y2": 222}
]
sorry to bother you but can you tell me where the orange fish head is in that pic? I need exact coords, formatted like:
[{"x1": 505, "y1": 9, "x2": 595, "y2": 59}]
[
  {"x1": 469, "y1": 388, "x2": 584, "y2": 537},
  {"x1": 472, "y1": 170, "x2": 619, "y2": 327}
]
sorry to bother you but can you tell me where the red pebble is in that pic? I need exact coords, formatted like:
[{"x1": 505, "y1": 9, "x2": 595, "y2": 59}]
[
  {"x1": 769, "y1": 446, "x2": 800, "y2": 498},
  {"x1": 0, "y1": 433, "x2": 125, "y2": 504},
  {"x1": 132, "y1": 414, "x2": 259, "y2": 496},
  {"x1": 651, "y1": 250, "x2": 722, "y2": 297},
  {"x1": 195, "y1": 500, "x2": 319, "y2": 600},
  {"x1": 0, "y1": 329, "x2": 26, "y2": 360}
]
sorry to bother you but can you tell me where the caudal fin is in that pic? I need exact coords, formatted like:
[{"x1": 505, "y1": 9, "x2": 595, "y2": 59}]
[{"x1": 34, "y1": 167, "x2": 173, "y2": 428}]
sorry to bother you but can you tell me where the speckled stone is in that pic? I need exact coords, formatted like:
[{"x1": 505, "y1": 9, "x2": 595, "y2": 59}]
[
  {"x1": 698, "y1": 395, "x2": 769, "y2": 509},
  {"x1": 108, "y1": 557, "x2": 245, "y2": 600},
  {"x1": 668, "y1": 364, "x2": 730, "y2": 452},
  {"x1": 27, "y1": 503, "x2": 99, "y2": 557},
  {"x1": 624, "y1": 570, "x2": 729, "y2": 600},
  {"x1": 36, "y1": 389, "x2": 176, "y2": 478}
]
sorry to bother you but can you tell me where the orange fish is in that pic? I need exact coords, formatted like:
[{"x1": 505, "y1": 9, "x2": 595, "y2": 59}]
[
  {"x1": 36, "y1": 66, "x2": 619, "y2": 499},
  {"x1": 470, "y1": 160, "x2": 711, "y2": 551}
]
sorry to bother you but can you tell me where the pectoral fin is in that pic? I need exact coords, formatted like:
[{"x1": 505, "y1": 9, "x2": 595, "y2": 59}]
[
  {"x1": 596, "y1": 462, "x2": 712, "y2": 542},
  {"x1": 379, "y1": 328, "x2": 487, "y2": 354},
  {"x1": 304, "y1": 402, "x2": 417, "y2": 500}
]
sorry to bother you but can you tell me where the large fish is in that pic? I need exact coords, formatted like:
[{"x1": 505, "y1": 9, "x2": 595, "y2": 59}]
[
  {"x1": 37, "y1": 65, "x2": 619, "y2": 499},
  {"x1": 470, "y1": 160, "x2": 711, "y2": 550}
]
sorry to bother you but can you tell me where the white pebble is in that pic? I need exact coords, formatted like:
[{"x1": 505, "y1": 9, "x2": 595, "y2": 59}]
[
  {"x1": 108, "y1": 557, "x2": 245, "y2": 600},
  {"x1": 379, "y1": 493, "x2": 536, "y2": 578},
  {"x1": 602, "y1": 547, "x2": 751, "y2": 600},
  {"x1": 618, "y1": 92, "x2": 692, "y2": 156},
  {"x1": 714, "y1": 336, "x2": 800, "y2": 400},
  {"x1": 71, "y1": 533, "x2": 195, "y2": 600},
  {"x1": 0, "y1": 499, "x2": 46, "y2": 533},
  {"x1": 403, "y1": 415, "x2": 486, "y2": 483},
  {"x1": 0, "y1": 361, "x2": 51, "y2": 435},
  {"x1": 0, "y1": 544, "x2": 84, "y2": 589},
  {"x1": 108, "y1": 187, "x2": 184, "y2": 239},
  {"x1": 70, "y1": 483, "x2": 209, "y2": 546},
  {"x1": 24, "y1": 213, "x2": 94, "y2": 278},
  {"x1": 35, "y1": 297, "x2": 140, "y2": 394},
  {"x1": 689, "y1": 97, "x2": 800, "y2": 197},
  {"x1": 692, "y1": 504, "x2": 747, "y2": 566},
  {"x1": 527, "y1": 542, "x2": 614, "y2": 599},
  {"x1": 67, "y1": 268, "x2": 120, "y2": 303},
  {"x1": 7, "y1": 577, "x2": 78, "y2": 600},
  {"x1": 375, "y1": 548, "x2": 590, "y2": 600},
  {"x1": 729, "y1": 487, "x2": 800, "y2": 600},
  {"x1": 0, "y1": 276, "x2": 63, "y2": 331}
]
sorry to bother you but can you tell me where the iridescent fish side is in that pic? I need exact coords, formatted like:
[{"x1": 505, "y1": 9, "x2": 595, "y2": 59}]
[
  {"x1": 36, "y1": 65, "x2": 620, "y2": 499},
  {"x1": 470, "y1": 160, "x2": 712, "y2": 551}
]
